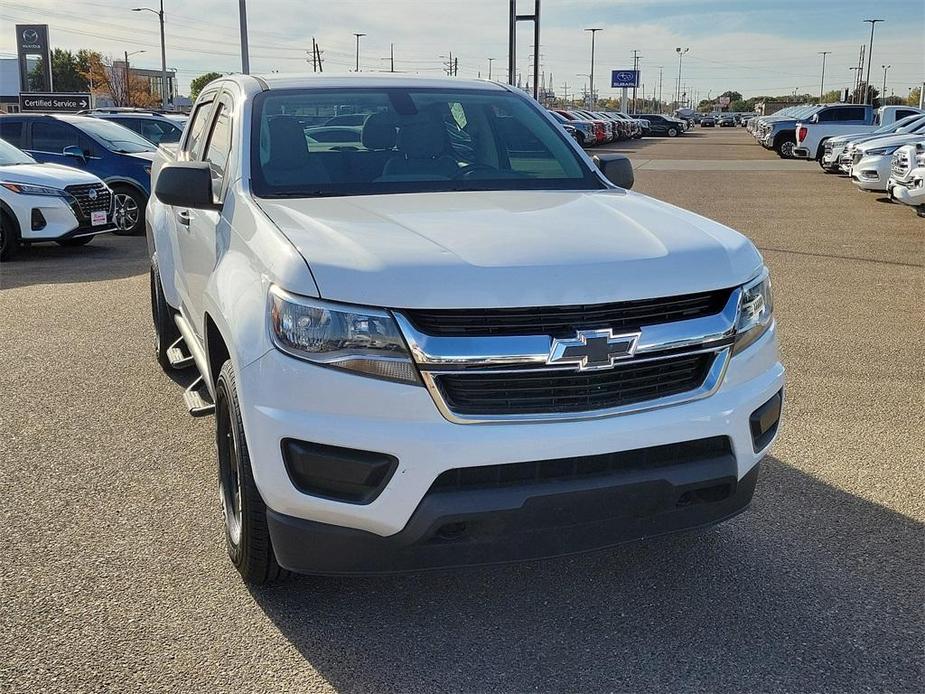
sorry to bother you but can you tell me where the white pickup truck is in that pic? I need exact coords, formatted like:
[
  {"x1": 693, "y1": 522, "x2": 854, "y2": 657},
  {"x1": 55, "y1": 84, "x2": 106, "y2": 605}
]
[
  {"x1": 147, "y1": 74, "x2": 784, "y2": 584},
  {"x1": 792, "y1": 104, "x2": 923, "y2": 162}
]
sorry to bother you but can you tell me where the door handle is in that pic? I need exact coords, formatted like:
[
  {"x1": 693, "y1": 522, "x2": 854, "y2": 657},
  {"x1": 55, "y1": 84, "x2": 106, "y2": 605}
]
[{"x1": 176, "y1": 210, "x2": 192, "y2": 227}]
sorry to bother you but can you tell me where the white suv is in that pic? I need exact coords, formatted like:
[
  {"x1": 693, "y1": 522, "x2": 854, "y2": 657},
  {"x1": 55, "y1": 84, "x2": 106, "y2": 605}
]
[
  {"x1": 147, "y1": 75, "x2": 784, "y2": 584},
  {"x1": 0, "y1": 138, "x2": 114, "y2": 260}
]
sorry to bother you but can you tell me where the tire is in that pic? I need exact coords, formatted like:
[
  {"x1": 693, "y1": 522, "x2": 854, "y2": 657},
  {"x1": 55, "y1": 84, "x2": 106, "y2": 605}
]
[
  {"x1": 56, "y1": 236, "x2": 93, "y2": 247},
  {"x1": 667, "y1": 127, "x2": 679, "y2": 137},
  {"x1": 150, "y1": 257, "x2": 180, "y2": 371},
  {"x1": 112, "y1": 186, "x2": 146, "y2": 236},
  {"x1": 215, "y1": 360, "x2": 287, "y2": 586},
  {"x1": 775, "y1": 137, "x2": 796, "y2": 159},
  {"x1": 0, "y1": 209, "x2": 20, "y2": 261}
]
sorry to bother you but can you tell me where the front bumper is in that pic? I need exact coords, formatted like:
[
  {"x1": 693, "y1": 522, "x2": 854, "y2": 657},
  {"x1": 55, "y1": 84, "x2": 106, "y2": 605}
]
[
  {"x1": 889, "y1": 175, "x2": 925, "y2": 205},
  {"x1": 852, "y1": 155, "x2": 891, "y2": 191},
  {"x1": 239, "y1": 320, "x2": 784, "y2": 549}
]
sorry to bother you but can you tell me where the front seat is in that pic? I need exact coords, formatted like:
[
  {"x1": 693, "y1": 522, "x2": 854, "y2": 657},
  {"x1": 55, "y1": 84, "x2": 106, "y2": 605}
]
[
  {"x1": 263, "y1": 116, "x2": 331, "y2": 186},
  {"x1": 380, "y1": 120, "x2": 459, "y2": 180}
]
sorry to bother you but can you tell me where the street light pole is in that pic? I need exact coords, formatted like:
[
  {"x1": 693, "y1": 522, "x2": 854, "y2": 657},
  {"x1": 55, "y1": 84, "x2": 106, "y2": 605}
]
[
  {"x1": 487, "y1": 57, "x2": 494, "y2": 81},
  {"x1": 123, "y1": 49, "x2": 145, "y2": 107},
  {"x1": 818, "y1": 51, "x2": 831, "y2": 101},
  {"x1": 881, "y1": 64, "x2": 891, "y2": 103},
  {"x1": 675, "y1": 47, "x2": 688, "y2": 107},
  {"x1": 238, "y1": 0, "x2": 250, "y2": 73},
  {"x1": 585, "y1": 28, "x2": 602, "y2": 110},
  {"x1": 862, "y1": 19, "x2": 883, "y2": 105},
  {"x1": 132, "y1": 1, "x2": 168, "y2": 109},
  {"x1": 354, "y1": 33, "x2": 366, "y2": 72}
]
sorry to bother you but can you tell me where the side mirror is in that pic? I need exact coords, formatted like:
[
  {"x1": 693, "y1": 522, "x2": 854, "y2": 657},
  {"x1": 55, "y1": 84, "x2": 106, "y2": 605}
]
[
  {"x1": 810, "y1": 114, "x2": 820, "y2": 123},
  {"x1": 154, "y1": 162, "x2": 219, "y2": 210},
  {"x1": 63, "y1": 145, "x2": 86, "y2": 163},
  {"x1": 593, "y1": 154, "x2": 634, "y2": 190}
]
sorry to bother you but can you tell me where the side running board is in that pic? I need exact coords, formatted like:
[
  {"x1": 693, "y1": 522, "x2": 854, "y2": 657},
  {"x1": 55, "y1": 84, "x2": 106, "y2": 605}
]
[
  {"x1": 183, "y1": 375, "x2": 215, "y2": 417},
  {"x1": 166, "y1": 336, "x2": 195, "y2": 370}
]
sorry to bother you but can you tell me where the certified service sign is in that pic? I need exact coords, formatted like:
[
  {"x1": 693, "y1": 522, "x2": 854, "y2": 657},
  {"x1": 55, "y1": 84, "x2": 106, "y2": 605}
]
[{"x1": 19, "y1": 93, "x2": 91, "y2": 112}]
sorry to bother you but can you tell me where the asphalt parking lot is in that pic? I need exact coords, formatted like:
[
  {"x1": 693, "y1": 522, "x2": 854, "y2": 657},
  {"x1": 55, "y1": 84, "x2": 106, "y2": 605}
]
[{"x1": 1, "y1": 127, "x2": 922, "y2": 693}]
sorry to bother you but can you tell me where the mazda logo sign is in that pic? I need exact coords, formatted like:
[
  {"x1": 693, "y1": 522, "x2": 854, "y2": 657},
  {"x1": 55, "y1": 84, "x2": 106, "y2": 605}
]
[{"x1": 22, "y1": 29, "x2": 39, "y2": 44}]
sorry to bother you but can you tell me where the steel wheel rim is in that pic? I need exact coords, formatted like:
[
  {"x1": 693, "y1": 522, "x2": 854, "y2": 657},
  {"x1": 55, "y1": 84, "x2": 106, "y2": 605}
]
[
  {"x1": 114, "y1": 193, "x2": 139, "y2": 231},
  {"x1": 217, "y1": 394, "x2": 243, "y2": 546}
]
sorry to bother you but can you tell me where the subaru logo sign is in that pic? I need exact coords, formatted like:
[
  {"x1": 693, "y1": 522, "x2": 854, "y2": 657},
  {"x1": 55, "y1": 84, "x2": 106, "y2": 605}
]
[{"x1": 611, "y1": 70, "x2": 640, "y2": 88}]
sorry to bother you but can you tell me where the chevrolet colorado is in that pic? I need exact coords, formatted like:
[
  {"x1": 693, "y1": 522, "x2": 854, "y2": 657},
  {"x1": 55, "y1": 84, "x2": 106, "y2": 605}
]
[{"x1": 147, "y1": 75, "x2": 784, "y2": 584}]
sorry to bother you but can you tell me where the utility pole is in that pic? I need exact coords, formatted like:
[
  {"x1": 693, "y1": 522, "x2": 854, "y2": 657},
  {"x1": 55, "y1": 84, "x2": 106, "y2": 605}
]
[
  {"x1": 238, "y1": 0, "x2": 250, "y2": 73},
  {"x1": 675, "y1": 47, "x2": 689, "y2": 107},
  {"x1": 818, "y1": 51, "x2": 831, "y2": 101},
  {"x1": 586, "y1": 28, "x2": 602, "y2": 109},
  {"x1": 631, "y1": 49, "x2": 641, "y2": 114},
  {"x1": 561, "y1": 82, "x2": 569, "y2": 104},
  {"x1": 658, "y1": 66, "x2": 663, "y2": 110},
  {"x1": 849, "y1": 66, "x2": 861, "y2": 104},
  {"x1": 487, "y1": 57, "x2": 494, "y2": 80},
  {"x1": 388, "y1": 43, "x2": 394, "y2": 72},
  {"x1": 881, "y1": 64, "x2": 890, "y2": 103},
  {"x1": 353, "y1": 33, "x2": 366, "y2": 72},
  {"x1": 863, "y1": 19, "x2": 883, "y2": 105}
]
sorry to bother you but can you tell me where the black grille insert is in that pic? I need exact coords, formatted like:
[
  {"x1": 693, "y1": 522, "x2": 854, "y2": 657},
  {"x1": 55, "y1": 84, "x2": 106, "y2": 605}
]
[
  {"x1": 436, "y1": 353, "x2": 714, "y2": 415},
  {"x1": 430, "y1": 436, "x2": 732, "y2": 492},
  {"x1": 65, "y1": 183, "x2": 112, "y2": 220},
  {"x1": 402, "y1": 288, "x2": 732, "y2": 337}
]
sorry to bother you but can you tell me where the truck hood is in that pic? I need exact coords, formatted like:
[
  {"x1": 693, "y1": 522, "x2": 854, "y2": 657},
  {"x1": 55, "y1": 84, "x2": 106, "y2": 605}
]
[
  {"x1": 858, "y1": 133, "x2": 924, "y2": 153},
  {"x1": 0, "y1": 162, "x2": 103, "y2": 186},
  {"x1": 259, "y1": 190, "x2": 762, "y2": 309}
]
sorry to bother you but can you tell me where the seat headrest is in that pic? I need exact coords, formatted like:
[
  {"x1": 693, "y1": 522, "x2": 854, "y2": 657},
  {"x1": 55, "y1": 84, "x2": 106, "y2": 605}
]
[
  {"x1": 396, "y1": 121, "x2": 447, "y2": 159},
  {"x1": 361, "y1": 112, "x2": 397, "y2": 150},
  {"x1": 267, "y1": 116, "x2": 308, "y2": 170}
]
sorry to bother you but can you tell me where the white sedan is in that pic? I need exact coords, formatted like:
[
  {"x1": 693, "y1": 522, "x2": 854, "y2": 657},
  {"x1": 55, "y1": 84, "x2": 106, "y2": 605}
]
[{"x1": 0, "y1": 138, "x2": 116, "y2": 261}]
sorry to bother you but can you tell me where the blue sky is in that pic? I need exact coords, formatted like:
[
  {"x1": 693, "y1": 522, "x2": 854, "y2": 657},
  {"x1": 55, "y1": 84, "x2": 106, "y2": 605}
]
[{"x1": 1, "y1": 0, "x2": 921, "y2": 100}]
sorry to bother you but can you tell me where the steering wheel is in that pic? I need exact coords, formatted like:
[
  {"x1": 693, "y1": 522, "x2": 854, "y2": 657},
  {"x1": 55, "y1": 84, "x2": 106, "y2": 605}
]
[{"x1": 455, "y1": 163, "x2": 498, "y2": 179}]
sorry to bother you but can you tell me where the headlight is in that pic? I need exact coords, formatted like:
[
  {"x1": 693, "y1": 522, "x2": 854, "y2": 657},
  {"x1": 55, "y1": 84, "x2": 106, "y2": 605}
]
[
  {"x1": 866, "y1": 146, "x2": 898, "y2": 157},
  {"x1": 268, "y1": 286, "x2": 419, "y2": 385},
  {"x1": 734, "y1": 268, "x2": 774, "y2": 355},
  {"x1": 915, "y1": 152, "x2": 925, "y2": 167},
  {"x1": 0, "y1": 181, "x2": 65, "y2": 197}
]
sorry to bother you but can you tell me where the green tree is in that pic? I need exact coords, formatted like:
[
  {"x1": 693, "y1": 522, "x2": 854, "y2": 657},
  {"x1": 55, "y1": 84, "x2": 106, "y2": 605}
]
[
  {"x1": 908, "y1": 87, "x2": 922, "y2": 107},
  {"x1": 51, "y1": 49, "x2": 87, "y2": 92},
  {"x1": 190, "y1": 72, "x2": 222, "y2": 100},
  {"x1": 820, "y1": 89, "x2": 841, "y2": 103},
  {"x1": 719, "y1": 90, "x2": 743, "y2": 103}
]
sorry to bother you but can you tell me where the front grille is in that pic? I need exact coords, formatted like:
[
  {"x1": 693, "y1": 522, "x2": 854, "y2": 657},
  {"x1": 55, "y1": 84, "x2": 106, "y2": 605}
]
[
  {"x1": 891, "y1": 153, "x2": 910, "y2": 178},
  {"x1": 435, "y1": 353, "x2": 714, "y2": 415},
  {"x1": 65, "y1": 183, "x2": 112, "y2": 220},
  {"x1": 430, "y1": 436, "x2": 732, "y2": 492},
  {"x1": 403, "y1": 288, "x2": 732, "y2": 337}
]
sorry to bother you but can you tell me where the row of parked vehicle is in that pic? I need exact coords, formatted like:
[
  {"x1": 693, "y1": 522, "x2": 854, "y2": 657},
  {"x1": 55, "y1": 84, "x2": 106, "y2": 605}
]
[
  {"x1": 549, "y1": 109, "x2": 691, "y2": 146},
  {"x1": 698, "y1": 112, "x2": 755, "y2": 128},
  {"x1": 746, "y1": 103, "x2": 925, "y2": 217},
  {"x1": 0, "y1": 108, "x2": 189, "y2": 260}
]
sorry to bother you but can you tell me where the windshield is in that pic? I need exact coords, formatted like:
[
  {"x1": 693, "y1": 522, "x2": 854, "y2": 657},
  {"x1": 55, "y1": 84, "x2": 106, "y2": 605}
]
[
  {"x1": 0, "y1": 138, "x2": 36, "y2": 165},
  {"x1": 70, "y1": 118, "x2": 156, "y2": 153},
  {"x1": 251, "y1": 87, "x2": 601, "y2": 198}
]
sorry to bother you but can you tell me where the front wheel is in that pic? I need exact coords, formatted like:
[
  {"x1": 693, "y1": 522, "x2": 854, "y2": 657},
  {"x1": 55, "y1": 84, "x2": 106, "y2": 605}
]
[
  {"x1": 667, "y1": 127, "x2": 679, "y2": 137},
  {"x1": 112, "y1": 186, "x2": 146, "y2": 236},
  {"x1": 215, "y1": 360, "x2": 287, "y2": 585}
]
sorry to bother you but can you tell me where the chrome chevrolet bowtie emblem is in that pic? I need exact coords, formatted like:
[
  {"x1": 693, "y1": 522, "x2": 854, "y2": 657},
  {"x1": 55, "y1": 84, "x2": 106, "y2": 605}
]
[{"x1": 548, "y1": 329, "x2": 641, "y2": 371}]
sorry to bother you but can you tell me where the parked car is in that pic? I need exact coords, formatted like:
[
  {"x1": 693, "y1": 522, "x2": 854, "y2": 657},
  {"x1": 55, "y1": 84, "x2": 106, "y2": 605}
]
[
  {"x1": 147, "y1": 74, "x2": 783, "y2": 584},
  {"x1": 570, "y1": 110, "x2": 614, "y2": 143},
  {"x1": 629, "y1": 114, "x2": 685, "y2": 137},
  {"x1": 701, "y1": 115, "x2": 717, "y2": 127},
  {"x1": 753, "y1": 105, "x2": 822, "y2": 157},
  {"x1": 86, "y1": 110, "x2": 185, "y2": 145},
  {"x1": 793, "y1": 104, "x2": 923, "y2": 161},
  {"x1": 718, "y1": 114, "x2": 736, "y2": 127},
  {"x1": 849, "y1": 122, "x2": 925, "y2": 192},
  {"x1": 0, "y1": 113, "x2": 155, "y2": 234},
  {"x1": 550, "y1": 110, "x2": 596, "y2": 147},
  {"x1": 0, "y1": 137, "x2": 115, "y2": 260},
  {"x1": 887, "y1": 141, "x2": 925, "y2": 215},
  {"x1": 820, "y1": 113, "x2": 925, "y2": 172}
]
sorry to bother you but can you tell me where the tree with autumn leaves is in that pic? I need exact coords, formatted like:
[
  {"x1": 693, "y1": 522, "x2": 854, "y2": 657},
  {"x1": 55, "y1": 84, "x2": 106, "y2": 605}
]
[{"x1": 50, "y1": 48, "x2": 159, "y2": 108}]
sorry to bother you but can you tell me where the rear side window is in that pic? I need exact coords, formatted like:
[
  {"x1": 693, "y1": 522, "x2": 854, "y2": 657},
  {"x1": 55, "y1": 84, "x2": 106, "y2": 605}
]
[
  {"x1": 818, "y1": 107, "x2": 867, "y2": 123},
  {"x1": 203, "y1": 97, "x2": 233, "y2": 193},
  {"x1": 0, "y1": 120, "x2": 24, "y2": 147},
  {"x1": 895, "y1": 109, "x2": 918, "y2": 120},
  {"x1": 184, "y1": 96, "x2": 216, "y2": 159},
  {"x1": 32, "y1": 121, "x2": 80, "y2": 152}
]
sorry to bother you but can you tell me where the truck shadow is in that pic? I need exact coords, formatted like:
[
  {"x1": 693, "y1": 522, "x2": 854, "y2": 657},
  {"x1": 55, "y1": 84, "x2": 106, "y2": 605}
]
[
  {"x1": 249, "y1": 456, "x2": 922, "y2": 692},
  {"x1": 0, "y1": 234, "x2": 148, "y2": 290}
]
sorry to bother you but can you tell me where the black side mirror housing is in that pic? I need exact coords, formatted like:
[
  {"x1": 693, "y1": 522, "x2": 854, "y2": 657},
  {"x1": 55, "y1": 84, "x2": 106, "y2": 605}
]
[
  {"x1": 154, "y1": 162, "x2": 219, "y2": 210},
  {"x1": 63, "y1": 145, "x2": 86, "y2": 163},
  {"x1": 593, "y1": 154, "x2": 634, "y2": 190}
]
